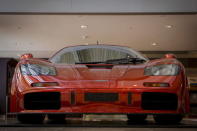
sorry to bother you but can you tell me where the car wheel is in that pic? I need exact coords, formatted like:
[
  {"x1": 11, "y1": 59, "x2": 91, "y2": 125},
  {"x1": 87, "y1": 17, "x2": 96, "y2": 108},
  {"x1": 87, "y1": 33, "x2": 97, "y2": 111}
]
[
  {"x1": 153, "y1": 114, "x2": 183, "y2": 124},
  {"x1": 17, "y1": 114, "x2": 45, "y2": 123},
  {"x1": 127, "y1": 114, "x2": 147, "y2": 122},
  {"x1": 48, "y1": 114, "x2": 65, "y2": 122}
]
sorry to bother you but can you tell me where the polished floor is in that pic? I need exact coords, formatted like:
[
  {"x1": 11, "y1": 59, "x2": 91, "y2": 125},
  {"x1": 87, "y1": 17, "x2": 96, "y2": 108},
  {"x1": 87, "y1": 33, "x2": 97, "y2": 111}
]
[
  {"x1": 0, "y1": 128, "x2": 197, "y2": 131},
  {"x1": 0, "y1": 115, "x2": 197, "y2": 128}
]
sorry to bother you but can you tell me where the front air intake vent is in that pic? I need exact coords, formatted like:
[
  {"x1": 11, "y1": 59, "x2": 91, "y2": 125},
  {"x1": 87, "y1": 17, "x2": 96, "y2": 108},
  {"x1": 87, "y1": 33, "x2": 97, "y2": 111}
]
[
  {"x1": 141, "y1": 92, "x2": 178, "y2": 110},
  {"x1": 24, "y1": 92, "x2": 61, "y2": 110}
]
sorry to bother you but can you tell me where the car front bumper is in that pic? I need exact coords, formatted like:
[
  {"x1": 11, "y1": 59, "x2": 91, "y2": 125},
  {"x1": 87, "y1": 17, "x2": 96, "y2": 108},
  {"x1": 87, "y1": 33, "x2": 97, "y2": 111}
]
[{"x1": 11, "y1": 87, "x2": 185, "y2": 114}]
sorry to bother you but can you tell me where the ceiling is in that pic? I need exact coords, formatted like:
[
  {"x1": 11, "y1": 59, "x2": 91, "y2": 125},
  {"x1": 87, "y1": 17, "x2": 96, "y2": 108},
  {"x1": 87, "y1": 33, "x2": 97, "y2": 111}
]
[{"x1": 0, "y1": 14, "x2": 197, "y2": 58}]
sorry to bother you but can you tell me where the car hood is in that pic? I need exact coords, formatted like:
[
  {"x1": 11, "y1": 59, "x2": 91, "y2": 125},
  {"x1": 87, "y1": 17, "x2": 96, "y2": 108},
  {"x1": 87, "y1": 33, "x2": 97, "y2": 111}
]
[{"x1": 55, "y1": 64, "x2": 146, "y2": 81}]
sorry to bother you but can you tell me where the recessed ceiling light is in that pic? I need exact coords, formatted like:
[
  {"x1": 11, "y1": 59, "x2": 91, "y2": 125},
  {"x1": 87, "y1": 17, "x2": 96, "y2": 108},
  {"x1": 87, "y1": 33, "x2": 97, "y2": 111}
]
[
  {"x1": 82, "y1": 35, "x2": 88, "y2": 39},
  {"x1": 80, "y1": 25, "x2": 88, "y2": 29},
  {"x1": 165, "y1": 25, "x2": 173, "y2": 29},
  {"x1": 152, "y1": 42, "x2": 158, "y2": 46}
]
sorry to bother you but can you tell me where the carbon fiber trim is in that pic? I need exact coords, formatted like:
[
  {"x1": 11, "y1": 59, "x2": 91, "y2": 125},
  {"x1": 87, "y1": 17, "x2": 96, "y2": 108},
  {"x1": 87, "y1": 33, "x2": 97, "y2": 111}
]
[
  {"x1": 71, "y1": 91, "x2": 76, "y2": 105},
  {"x1": 128, "y1": 92, "x2": 132, "y2": 105}
]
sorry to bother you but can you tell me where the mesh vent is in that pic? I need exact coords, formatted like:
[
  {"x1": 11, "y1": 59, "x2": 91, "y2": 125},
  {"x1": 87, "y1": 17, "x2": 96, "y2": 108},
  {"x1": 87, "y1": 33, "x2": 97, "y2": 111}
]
[{"x1": 141, "y1": 92, "x2": 178, "y2": 110}]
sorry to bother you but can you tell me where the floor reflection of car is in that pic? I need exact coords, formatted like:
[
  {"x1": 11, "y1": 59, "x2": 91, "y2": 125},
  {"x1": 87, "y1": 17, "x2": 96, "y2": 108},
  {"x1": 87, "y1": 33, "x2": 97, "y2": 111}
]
[{"x1": 9, "y1": 45, "x2": 190, "y2": 124}]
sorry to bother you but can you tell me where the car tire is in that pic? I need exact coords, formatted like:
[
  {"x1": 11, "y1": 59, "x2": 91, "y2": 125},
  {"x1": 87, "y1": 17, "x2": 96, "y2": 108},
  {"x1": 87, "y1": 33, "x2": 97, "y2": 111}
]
[
  {"x1": 153, "y1": 114, "x2": 183, "y2": 124},
  {"x1": 48, "y1": 114, "x2": 65, "y2": 122},
  {"x1": 17, "y1": 114, "x2": 45, "y2": 123},
  {"x1": 127, "y1": 114, "x2": 147, "y2": 122}
]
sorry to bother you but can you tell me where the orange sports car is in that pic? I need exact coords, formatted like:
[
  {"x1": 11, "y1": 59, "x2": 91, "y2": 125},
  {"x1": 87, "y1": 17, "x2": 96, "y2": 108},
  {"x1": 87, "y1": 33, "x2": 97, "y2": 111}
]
[{"x1": 10, "y1": 45, "x2": 190, "y2": 123}]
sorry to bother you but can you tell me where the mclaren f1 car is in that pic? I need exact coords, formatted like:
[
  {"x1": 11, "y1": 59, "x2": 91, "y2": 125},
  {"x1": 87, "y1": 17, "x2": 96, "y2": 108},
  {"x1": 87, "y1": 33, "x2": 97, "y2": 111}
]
[{"x1": 9, "y1": 45, "x2": 190, "y2": 123}]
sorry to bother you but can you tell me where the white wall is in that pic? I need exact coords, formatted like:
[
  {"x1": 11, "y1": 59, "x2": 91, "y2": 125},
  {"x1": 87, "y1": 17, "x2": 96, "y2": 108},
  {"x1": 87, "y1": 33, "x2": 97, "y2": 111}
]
[{"x1": 0, "y1": 0, "x2": 196, "y2": 13}]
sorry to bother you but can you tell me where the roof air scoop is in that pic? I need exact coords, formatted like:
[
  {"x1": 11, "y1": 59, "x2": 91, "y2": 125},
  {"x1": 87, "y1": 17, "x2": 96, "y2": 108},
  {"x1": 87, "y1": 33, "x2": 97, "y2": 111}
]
[
  {"x1": 164, "y1": 54, "x2": 177, "y2": 59},
  {"x1": 20, "y1": 53, "x2": 33, "y2": 60}
]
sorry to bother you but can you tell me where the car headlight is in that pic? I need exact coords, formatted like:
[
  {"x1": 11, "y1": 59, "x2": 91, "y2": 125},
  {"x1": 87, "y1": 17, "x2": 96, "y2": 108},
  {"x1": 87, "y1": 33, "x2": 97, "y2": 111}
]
[
  {"x1": 20, "y1": 64, "x2": 56, "y2": 76},
  {"x1": 144, "y1": 64, "x2": 180, "y2": 76}
]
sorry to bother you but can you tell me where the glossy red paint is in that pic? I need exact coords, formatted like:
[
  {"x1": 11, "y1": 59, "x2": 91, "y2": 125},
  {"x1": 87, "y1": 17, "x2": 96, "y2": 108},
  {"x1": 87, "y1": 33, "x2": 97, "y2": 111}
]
[
  {"x1": 9, "y1": 45, "x2": 190, "y2": 115},
  {"x1": 164, "y1": 54, "x2": 177, "y2": 59}
]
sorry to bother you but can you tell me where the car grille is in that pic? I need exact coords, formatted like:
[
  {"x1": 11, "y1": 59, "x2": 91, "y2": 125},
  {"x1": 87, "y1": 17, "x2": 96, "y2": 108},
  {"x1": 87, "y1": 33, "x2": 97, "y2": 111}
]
[
  {"x1": 85, "y1": 93, "x2": 119, "y2": 102},
  {"x1": 24, "y1": 92, "x2": 61, "y2": 110},
  {"x1": 141, "y1": 92, "x2": 178, "y2": 110}
]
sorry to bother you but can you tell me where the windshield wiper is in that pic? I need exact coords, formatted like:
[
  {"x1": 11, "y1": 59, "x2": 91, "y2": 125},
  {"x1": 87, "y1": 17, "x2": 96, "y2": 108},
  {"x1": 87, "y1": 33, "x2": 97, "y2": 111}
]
[
  {"x1": 105, "y1": 57, "x2": 146, "y2": 64},
  {"x1": 75, "y1": 58, "x2": 146, "y2": 65}
]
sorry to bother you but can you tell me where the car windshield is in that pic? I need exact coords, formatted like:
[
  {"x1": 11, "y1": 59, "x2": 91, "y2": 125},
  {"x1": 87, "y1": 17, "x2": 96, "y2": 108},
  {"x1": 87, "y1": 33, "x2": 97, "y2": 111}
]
[{"x1": 50, "y1": 45, "x2": 148, "y2": 64}]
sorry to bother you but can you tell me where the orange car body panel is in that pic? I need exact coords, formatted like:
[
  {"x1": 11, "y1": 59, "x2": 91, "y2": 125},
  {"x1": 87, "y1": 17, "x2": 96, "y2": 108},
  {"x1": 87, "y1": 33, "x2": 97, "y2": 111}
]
[{"x1": 9, "y1": 46, "x2": 190, "y2": 115}]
